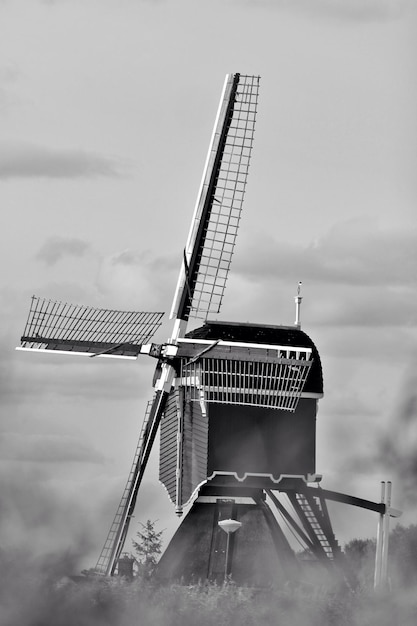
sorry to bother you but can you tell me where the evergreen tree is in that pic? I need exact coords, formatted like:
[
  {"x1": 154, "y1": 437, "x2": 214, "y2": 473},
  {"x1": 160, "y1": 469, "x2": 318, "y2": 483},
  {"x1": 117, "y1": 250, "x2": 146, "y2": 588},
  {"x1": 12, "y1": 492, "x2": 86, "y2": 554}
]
[{"x1": 132, "y1": 519, "x2": 164, "y2": 578}]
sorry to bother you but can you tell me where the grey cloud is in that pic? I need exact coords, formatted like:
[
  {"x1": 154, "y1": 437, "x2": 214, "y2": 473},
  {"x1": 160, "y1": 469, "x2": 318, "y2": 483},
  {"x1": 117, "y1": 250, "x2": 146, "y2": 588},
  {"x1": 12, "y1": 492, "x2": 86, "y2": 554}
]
[
  {"x1": 310, "y1": 327, "x2": 416, "y2": 365},
  {"x1": 335, "y1": 355, "x2": 417, "y2": 507},
  {"x1": 246, "y1": 0, "x2": 415, "y2": 21},
  {"x1": 0, "y1": 467, "x2": 97, "y2": 561},
  {"x1": 111, "y1": 249, "x2": 177, "y2": 271},
  {"x1": 307, "y1": 286, "x2": 417, "y2": 327},
  {"x1": 97, "y1": 248, "x2": 178, "y2": 312},
  {"x1": 0, "y1": 64, "x2": 20, "y2": 84},
  {"x1": 36, "y1": 236, "x2": 91, "y2": 266},
  {"x1": 112, "y1": 250, "x2": 143, "y2": 266},
  {"x1": 227, "y1": 218, "x2": 417, "y2": 329},
  {"x1": 4, "y1": 347, "x2": 151, "y2": 405},
  {"x1": 0, "y1": 142, "x2": 122, "y2": 179},
  {"x1": 235, "y1": 219, "x2": 417, "y2": 289},
  {"x1": 0, "y1": 65, "x2": 19, "y2": 112},
  {"x1": 0, "y1": 432, "x2": 105, "y2": 464}
]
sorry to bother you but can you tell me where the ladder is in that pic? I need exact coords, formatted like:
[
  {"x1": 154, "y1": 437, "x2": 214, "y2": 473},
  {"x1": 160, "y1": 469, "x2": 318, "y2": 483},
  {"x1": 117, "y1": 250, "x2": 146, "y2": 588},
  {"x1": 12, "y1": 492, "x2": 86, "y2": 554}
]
[
  {"x1": 294, "y1": 493, "x2": 339, "y2": 560},
  {"x1": 95, "y1": 398, "x2": 154, "y2": 575}
]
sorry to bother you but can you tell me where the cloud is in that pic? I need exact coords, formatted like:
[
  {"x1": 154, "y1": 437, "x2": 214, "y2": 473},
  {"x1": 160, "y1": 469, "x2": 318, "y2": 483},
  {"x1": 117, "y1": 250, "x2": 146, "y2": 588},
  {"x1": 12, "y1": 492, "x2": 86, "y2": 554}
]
[
  {"x1": 112, "y1": 250, "x2": 143, "y2": 266},
  {"x1": 30, "y1": 0, "x2": 415, "y2": 16},
  {"x1": 226, "y1": 218, "x2": 417, "y2": 329},
  {"x1": 328, "y1": 353, "x2": 417, "y2": 512},
  {"x1": 36, "y1": 236, "x2": 91, "y2": 266},
  {"x1": 97, "y1": 248, "x2": 177, "y2": 311},
  {"x1": 0, "y1": 142, "x2": 123, "y2": 179},
  {"x1": 307, "y1": 286, "x2": 417, "y2": 327},
  {"x1": 110, "y1": 249, "x2": 175, "y2": 272},
  {"x1": 382, "y1": 358, "x2": 417, "y2": 506},
  {"x1": 0, "y1": 463, "x2": 98, "y2": 560},
  {"x1": 245, "y1": 0, "x2": 416, "y2": 21},
  {"x1": 0, "y1": 432, "x2": 105, "y2": 464},
  {"x1": 235, "y1": 218, "x2": 417, "y2": 289},
  {"x1": 0, "y1": 64, "x2": 20, "y2": 112},
  {"x1": 0, "y1": 64, "x2": 20, "y2": 84}
]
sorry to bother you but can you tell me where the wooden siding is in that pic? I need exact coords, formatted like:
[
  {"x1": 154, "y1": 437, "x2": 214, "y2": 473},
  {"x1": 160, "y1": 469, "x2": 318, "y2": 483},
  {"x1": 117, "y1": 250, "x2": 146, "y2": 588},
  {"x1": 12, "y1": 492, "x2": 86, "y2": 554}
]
[
  {"x1": 159, "y1": 389, "x2": 180, "y2": 504},
  {"x1": 181, "y1": 399, "x2": 209, "y2": 505}
]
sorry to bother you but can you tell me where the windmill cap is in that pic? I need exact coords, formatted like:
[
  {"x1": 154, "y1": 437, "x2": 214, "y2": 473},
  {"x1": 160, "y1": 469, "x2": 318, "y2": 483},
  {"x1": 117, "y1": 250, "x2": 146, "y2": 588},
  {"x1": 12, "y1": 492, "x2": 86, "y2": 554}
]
[{"x1": 186, "y1": 321, "x2": 323, "y2": 395}]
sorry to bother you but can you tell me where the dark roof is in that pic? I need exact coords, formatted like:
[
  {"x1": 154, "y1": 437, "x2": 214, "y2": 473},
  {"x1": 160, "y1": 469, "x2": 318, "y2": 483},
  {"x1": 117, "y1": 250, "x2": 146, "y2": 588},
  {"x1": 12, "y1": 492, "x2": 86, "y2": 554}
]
[{"x1": 186, "y1": 321, "x2": 323, "y2": 394}]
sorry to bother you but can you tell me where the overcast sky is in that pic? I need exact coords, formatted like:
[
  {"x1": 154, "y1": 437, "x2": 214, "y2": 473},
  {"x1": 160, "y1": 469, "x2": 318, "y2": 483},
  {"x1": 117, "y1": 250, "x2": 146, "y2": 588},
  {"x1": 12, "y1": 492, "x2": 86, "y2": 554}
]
[{"x1": 1, "y1": 0, "x2": 417, "y2": 569}]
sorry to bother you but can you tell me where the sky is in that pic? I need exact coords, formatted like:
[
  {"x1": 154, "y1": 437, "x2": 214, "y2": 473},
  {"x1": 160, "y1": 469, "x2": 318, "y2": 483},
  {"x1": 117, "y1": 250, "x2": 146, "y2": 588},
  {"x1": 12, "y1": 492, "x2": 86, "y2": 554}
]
[{"x1": 1, "y1": 0, "x2": 417, "y2": 571}]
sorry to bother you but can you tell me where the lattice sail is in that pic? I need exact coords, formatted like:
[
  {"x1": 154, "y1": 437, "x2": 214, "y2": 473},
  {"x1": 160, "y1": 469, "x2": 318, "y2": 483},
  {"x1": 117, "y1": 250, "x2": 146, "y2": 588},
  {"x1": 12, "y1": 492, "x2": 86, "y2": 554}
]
[
  {"x1": 180, "y1": 350, "x2": 313, "y2": 412},
  {"x1": 171, "y1": 73, "x2": 260, "y2": 321},
  {"x1": 18, "y1": 296, "x2": 164, "y2": 358}
]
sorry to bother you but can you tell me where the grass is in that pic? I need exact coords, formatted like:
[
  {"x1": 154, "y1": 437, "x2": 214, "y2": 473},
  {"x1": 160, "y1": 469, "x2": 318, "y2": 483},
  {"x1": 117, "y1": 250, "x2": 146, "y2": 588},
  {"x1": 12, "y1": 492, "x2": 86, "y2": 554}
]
[
  {"x1": 2, "y1": 535, "x2": 417, "y2": 626},
  {"x1": 1, "y1": 559, "x2": 417, "y2": 626}
]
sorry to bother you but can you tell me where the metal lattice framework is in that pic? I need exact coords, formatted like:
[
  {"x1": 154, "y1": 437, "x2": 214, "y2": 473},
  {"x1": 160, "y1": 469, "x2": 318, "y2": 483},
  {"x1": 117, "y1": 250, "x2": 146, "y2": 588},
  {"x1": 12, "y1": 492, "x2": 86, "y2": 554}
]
[
  {"x1": 171, "y1": 73, "x2": 260, "y2": 321},
  {"x1": 19, "y1": 296, "x2": 164, "y2": 358},
  {"x1": 190, "y1": 75, "x2": 259, "y2": 317},
  {"x1": 180, "y1": 349, "x2": 313, "y2": 412}
]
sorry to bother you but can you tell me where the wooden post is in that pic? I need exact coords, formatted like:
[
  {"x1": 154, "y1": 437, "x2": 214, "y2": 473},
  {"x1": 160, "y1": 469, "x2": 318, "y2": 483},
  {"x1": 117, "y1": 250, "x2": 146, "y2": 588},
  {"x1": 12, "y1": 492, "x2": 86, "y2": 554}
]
[
  {"x1": 218, "y1": 519, "x2": 242, "y2": 583},
  {"x1": 374, "y1": 481, "x2": 385, "y2": 590},
  {"x1": 224, "y1": 532, "x2": 231, "y2": 582},
  {"x1": 381, "y1": 481, "x2": 392, "y2": 588}
]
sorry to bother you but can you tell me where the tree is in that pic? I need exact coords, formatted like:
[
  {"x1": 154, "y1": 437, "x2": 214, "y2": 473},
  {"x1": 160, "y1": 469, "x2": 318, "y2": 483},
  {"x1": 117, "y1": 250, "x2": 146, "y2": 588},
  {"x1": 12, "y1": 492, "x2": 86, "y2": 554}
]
[
  {"x1": 344, "y1": 537, "x2": 376, "y2": 589},
  {"x1": 389, "y1": 524, "x2": 417, "y2": 587},
  {"x1": 344, "y1": 525, "x2": 417, "y2": 590},
  {"x1": 132, "y1": 520, "x2": 164, "y2": 578}
]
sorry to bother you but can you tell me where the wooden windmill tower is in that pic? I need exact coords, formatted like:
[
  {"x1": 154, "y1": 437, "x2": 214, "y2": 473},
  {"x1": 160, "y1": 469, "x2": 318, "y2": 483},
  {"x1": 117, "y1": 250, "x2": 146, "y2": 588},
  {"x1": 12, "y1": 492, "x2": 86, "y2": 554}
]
[{"x1": 18, "y1": 73, "x2": 400, "y2": 587}]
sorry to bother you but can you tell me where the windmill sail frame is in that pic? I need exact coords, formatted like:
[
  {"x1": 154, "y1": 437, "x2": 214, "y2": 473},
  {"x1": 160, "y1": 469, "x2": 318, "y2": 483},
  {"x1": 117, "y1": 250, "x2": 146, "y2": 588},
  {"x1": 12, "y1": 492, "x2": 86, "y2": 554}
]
[
  {"x1": 170, "y1": 73, "x2": 260, "y2": 322},
  {"x1": 18, "y1": 295, "x2": 164, "y2": 359}
]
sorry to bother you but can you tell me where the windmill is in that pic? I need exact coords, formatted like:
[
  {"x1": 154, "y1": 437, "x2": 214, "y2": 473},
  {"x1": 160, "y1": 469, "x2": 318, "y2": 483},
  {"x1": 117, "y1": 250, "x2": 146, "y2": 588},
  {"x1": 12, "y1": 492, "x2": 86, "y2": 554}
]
[{"x1": 18, "y1": 73, "x2": 400, "y2": 588}]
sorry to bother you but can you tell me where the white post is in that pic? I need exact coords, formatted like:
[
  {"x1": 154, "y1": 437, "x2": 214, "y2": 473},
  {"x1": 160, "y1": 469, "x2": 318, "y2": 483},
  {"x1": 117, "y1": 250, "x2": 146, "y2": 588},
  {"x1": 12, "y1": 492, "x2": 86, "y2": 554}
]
[
  {"x1": 381, "y1": 481, "x2": 392, "y2": 587},
  {"x1": 218, "y1": 519, "x2": 242, "y2": 582},
  {"x1": 294, "y1": 282, "x2": 302, "y2": 328},
  {"x1": 225, "y1": 532, "x2": 231, "y2": 581},
  {"x1": 374, "y1": 481, "x2": 385, "y2": 590}
]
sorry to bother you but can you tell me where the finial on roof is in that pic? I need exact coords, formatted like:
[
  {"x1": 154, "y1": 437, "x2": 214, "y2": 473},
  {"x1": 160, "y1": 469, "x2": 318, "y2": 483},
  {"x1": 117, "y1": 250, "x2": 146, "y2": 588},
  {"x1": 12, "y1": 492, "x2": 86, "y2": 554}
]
[{"x1": 294, "y1": 281, "x2": 303, "y2": 328}]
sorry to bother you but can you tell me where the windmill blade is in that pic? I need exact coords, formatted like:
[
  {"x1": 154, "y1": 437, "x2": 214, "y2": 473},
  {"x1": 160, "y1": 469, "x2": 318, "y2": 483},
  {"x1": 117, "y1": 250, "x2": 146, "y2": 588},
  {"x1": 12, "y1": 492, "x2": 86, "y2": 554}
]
[
  {"x1": 17, "y1": 295, "x2": 164, "y2": 359},
  {"x1": 95, "y1": 390, "x2": 169, "y2": 576},
  {"x1": 170, "y1": 73, "x2": 260, "y2": 323}
]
